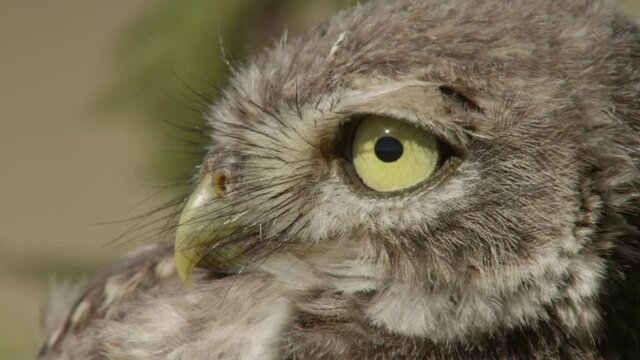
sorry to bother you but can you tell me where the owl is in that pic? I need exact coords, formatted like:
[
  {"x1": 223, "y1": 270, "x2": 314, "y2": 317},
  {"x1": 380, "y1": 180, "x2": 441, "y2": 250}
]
[{"x1": 38, "y1": 0, "x2": 640, "y2": 359}]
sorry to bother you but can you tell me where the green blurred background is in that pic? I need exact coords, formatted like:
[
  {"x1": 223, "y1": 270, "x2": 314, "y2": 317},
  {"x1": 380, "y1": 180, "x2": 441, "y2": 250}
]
[{"x1": 0, "y1": 1, "x2": 638, "y2": 358}]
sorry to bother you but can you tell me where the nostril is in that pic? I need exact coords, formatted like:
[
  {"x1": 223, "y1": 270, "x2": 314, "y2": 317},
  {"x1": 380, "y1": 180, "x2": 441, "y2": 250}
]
[
  {"x1": 212, "y1": 170, "x2": 230, "y2": 196},
  {"x1": 204, "y1": 150, "x2": 238, "y2": 197}
]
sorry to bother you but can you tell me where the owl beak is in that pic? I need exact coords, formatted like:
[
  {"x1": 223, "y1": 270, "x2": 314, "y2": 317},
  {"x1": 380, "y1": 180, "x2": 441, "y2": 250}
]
[{"x1": 174, "y1": 172, "x2": 241, "y2": 287}]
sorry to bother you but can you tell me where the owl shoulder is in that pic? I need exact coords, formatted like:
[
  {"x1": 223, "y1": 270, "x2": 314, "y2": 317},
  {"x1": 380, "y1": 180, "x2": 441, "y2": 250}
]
[{"x1": 37, "y1": 242, "x2": 290, "y2": 360}]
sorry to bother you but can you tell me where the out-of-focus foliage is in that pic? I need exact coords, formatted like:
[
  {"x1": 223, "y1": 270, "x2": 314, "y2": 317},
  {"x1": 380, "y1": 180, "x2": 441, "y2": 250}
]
[{"x1": 105, "y1": 0, "x2": 359, "y2": 187}]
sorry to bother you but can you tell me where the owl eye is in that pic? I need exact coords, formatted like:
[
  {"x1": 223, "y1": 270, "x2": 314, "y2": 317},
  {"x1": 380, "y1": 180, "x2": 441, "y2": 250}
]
[{"x1": 350, "y1": 115, "x2": 440, "y2": 192}]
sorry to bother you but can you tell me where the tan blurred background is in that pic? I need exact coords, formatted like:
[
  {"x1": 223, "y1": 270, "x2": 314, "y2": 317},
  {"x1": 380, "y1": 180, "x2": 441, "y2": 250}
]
[
  {"x1": 0, "y1": 1, "x2": 152, "y2": 357},
  {"x1": 0, "y1": 1, "x2": 638, "y2": 358}
]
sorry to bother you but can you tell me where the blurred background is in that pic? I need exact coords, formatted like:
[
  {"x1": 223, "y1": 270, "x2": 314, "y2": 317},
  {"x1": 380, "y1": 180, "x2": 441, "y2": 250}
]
[{"x1": 0, "y1": 1, "x2": 638, "y2": 358}]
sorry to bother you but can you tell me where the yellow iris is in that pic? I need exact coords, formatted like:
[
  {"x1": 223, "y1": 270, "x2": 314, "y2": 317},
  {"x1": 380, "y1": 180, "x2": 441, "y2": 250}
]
[{"x1": 352, "y1": 115, "x2": 439, "y2": 192}]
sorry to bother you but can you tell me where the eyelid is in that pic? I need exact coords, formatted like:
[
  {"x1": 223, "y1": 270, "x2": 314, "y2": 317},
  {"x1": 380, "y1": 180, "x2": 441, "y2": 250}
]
[
  {"x1": 341, "y1": 112, "x2": 467, "y2": 160},
  {"x1": 334, "y1": 83, "x2": 480, "y2": 152}
]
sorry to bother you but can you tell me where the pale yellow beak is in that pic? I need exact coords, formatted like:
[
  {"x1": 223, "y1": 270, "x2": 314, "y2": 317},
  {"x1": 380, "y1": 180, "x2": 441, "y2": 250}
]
[{"x1": 175, "y1": 173, "x2": 242, "y2": 287}]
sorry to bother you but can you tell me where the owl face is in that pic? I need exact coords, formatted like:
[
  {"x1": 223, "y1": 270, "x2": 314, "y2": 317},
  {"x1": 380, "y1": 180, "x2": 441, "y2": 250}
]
[
  {"x1": 179, "y1": 79, "x2": 582, "y2": 282},
  {"x1": 174, "y1": 0, "x2": 639, "y2": 340}
]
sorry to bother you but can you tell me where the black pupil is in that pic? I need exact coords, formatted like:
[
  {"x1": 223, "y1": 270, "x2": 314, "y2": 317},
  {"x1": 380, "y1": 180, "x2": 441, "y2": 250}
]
[{"x1": 374, "y1": 136, "x2": 403, "y2": 162}]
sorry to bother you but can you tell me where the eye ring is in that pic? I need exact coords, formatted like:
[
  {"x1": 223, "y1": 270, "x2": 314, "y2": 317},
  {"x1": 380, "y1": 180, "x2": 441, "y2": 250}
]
[{"x1": 339, "y1": 114, "x2": 461, "y2": 195}]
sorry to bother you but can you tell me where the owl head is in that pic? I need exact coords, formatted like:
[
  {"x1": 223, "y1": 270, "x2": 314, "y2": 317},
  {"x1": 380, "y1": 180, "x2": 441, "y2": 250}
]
[{"x1": 173, "y1": 0, "x2": 640, "y2": 343}]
